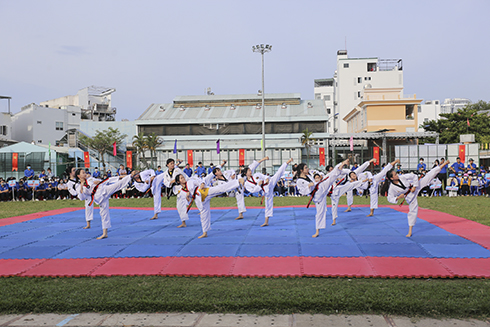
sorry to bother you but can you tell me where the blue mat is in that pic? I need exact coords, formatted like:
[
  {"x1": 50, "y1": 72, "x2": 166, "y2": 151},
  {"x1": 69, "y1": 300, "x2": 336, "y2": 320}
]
[{"x1": 1, "y1": 207, "x2": 489, "y2": 259}]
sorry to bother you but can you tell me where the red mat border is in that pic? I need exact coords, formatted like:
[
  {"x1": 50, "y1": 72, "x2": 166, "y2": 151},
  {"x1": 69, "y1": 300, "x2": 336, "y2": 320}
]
[{"x1": 1, "y1": 205, "x2": 490, "y2": 278}]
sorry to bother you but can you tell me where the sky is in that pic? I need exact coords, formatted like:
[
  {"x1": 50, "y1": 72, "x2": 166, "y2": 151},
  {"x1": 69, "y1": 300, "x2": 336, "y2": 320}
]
[{"x1": 1, "y1": 0, "x2": 489, "y2": 120}]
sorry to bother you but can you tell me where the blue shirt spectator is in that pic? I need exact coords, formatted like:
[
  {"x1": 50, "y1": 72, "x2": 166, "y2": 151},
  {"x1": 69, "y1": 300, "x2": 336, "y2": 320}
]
[
  {"x1": 155, "y1": 166, "x2": 164, "y2": 175},
  {"x1": 24, "y1": 166, "x2": 34, "y2": 179},
  {"x1": 351, "y1": 163, "x2": 359, "y2": 171},
  {"x1": 440, "y1": 161, "x2": 447, "y2": 174},
  {"x1": 451, "y1": 160, "x2": 464, "y2": 173},
  {"x1": 183, "y1": 165, "x2": 193, "y2": 177},
  {"x1": 467, "y1": 160, "x2": 477, "y2": 174},
  {"x1": 207, "y1": 165, "x2": 214, "y2": 174},
  {"x1": 417, "y1": 159, "x2": 426, "y2": 172},
  {"x1": 39, "y1": 170, "x2": 47, "y2": 179},
  {"x1": 92, "y1": 168, "x2": 101, "y2": 178},
  {"x1": 195, "y1": 163, "x2": 205, "y2": 176},
  {"x1": 107, "y1": 170, "x2": 112, "y2": 177}
]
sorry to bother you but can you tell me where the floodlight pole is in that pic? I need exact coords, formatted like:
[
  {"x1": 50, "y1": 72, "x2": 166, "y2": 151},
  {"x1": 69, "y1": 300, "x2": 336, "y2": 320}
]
[{"x1": 252, "y1": 44, "x2": 272, "y2": 158}]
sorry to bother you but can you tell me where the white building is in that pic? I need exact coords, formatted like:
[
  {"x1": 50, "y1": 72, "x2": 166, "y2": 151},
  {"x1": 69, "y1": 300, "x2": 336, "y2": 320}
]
[
  {"x1": 41, "y1": 86, "x2": 116, "y2": 121},
  {"x1": 315, "y1": 50, "x2": 404, "y2": 133},
  {"x1": 417, "y1": 100, "x2": 441, "y2": 131},
  {"x1": 440, "y1": 98, "x2": 471, "y2": 114},
  {"x1": 10, "y1": 103, "x2": 81, "y2": 146},
  {"x1": 0, "y1": 112, "x2": 12, "y2": 143}
]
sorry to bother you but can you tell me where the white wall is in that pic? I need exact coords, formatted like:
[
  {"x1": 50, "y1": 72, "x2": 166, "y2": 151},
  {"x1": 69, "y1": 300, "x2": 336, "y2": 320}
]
[
  {"x1": 0, "y1": 113, "x2": 12, "y2": 140},
  {"x1": 417, "y1": 100, "x2": 441, "y2": 131}
]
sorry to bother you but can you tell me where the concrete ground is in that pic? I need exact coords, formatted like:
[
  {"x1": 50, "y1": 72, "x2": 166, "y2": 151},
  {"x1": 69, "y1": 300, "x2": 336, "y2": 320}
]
[{"x1": 0, "y1": 313, "x2": 489, "y2": 327}]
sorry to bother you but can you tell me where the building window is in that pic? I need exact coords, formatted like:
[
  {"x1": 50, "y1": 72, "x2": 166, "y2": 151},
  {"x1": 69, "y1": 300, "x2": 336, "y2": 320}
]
[
  {"x1": 315, "y1": 93, "x2": 321, "y2": 100},
  {"x1": 55, "y1": 122, "x2": 64, "y2": 131},
  {"x1": 37, "y1": 121, "x2": 42, "y2": 124},
  {"x1": 0, "y1": 125, "x2": 7, "y2": 135},
  {"x1": 357, "y1": 91, "x2": 361, "y2": 98},
  {"x1": 323, "y1": 95, "x2": 330, "y2": 101},
  {"x1": 405, "y1": 105, "x2": 415, "y2": 120},
  {"x1": 424, "y1": 118, "x2": 429, "y2": 122},
  {"x1": 367, "y1": 63, "x2": 376, "y2": 71},
  {"x1": 38, "y1": 140, "x2": 42, "y2": 143},
  {"x1": 343, "y1": 63, "x2": 349, "y2": 68},
  {"x1": 327, "y1": 108, "x2": 331, "y2": 114},
  {"x1": 357, "y1": 77, "x2": 361, "y2": 83},
  {"x1": 435, "y1": 100, "x2": 439, "y2": 104},
  {"x1": 418, "y1": 105, "x2": 422, "y2": 113}
]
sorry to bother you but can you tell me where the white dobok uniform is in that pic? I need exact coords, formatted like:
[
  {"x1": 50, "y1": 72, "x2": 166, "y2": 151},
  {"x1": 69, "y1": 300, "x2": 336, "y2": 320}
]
[
  {"x1": 368, "y1": 163, "x2": 393, "y2": 210},
  {"x1": 243, "y1": 161, "x2": 290, "y2": 219},
  {"x1": 77, "y1": 175, "x2": 132, "y2": 230},
  {"x1": 387, "y1": 166, "x2": 441, "y2": 226},
  {"x1": 133, "y1": 169, "x2": 156, "y2": 194},
  {"x1": 67, "y1": 178, "x2": 94, "y2": 223},
  {"x1": 296, "y1": 162, "x2": 344, "y2": 230}
]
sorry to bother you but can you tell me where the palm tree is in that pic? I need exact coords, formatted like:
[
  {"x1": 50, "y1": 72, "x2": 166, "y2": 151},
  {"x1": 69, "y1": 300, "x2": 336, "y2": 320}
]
[
  {"x1": 132, "y1": 132, "x2": 149, "y2": 168},
  {"x1": 145, "y1": 133, "x2": 164, "y2": 168},
  {"x1": 300, "y1": 128, "x2": 316, "y2": 166}
]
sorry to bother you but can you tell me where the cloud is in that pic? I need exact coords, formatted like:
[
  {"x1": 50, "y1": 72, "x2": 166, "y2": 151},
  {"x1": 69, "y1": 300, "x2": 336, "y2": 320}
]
[{"x1": 56, "y1": 45, "x2": 90, "y2": 56}]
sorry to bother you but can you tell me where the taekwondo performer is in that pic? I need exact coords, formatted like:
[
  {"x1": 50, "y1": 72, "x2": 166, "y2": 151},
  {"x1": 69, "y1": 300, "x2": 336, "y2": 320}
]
[
  {"x1": 132, "y1": 169, "x2": 156, "y2": 195},
  {"x1": 150, "y1": 158, "x2": 184, "y2": 220},
  {"x1": 243, "y1": 158, "x2": 293, "y2": 227},
  {"x1": 75, "y1": 168, "x2": 135, "y2": 239},
  {"x1": 197, "y1": 176, "x2": 245, "y2": 238},
  {"x1": 366, "y1": 159, "x2": 399, "y2": 217},
  {"x1": 65, "y1": 166, "x2": 94, "y2": 230},
  {"x1": 383, "y1": 160, "x2": 449, "y2": 237},
  {"x1": 296, "y1": 159, "x2": 350, "y2": 238},
  {"x1": 343, "y1": 158, "x2": 377, "y2": 212}
]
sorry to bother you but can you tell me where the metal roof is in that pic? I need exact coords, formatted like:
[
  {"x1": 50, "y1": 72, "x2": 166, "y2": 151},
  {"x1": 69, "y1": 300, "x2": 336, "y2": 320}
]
[
  {"x1": 137, "y1": 99, "x2": 327, "y2": 124},
  {"x1": 173, "y1": 93, "x2": 301, "y2": 103}
]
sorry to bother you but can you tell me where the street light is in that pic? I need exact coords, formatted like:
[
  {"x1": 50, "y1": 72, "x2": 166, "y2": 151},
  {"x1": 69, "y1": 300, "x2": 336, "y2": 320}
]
[{"x1": 252, "y1": 44, "x2": 272, "y2": 158}]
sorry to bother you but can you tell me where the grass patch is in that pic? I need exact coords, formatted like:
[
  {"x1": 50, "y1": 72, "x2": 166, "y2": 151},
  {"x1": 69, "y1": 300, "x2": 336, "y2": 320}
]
[
  {"x1": 0, "y1": 277, "x2": 489, "y2": 318},
  {"x1": 0, "y1": 195, "x2": 489, "y2": 318}
]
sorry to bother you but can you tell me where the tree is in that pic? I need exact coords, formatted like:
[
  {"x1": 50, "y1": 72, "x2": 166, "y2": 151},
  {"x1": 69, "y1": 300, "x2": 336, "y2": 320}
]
[
  {"x1": 145, "y1": 133, "x2": 163, "y2": 168},
  {"x1": 79, "y1": 127, "x2": 127, "y2": 172},
  {"x1": 132, "y1": 132, "x2": 149, "y2": 168},
  {"x1": 421, "y1": 101, "x2": 490, "y2": 144},
  {"x1": 300, "y1": 128, "x2": 316, "y2": 166}
]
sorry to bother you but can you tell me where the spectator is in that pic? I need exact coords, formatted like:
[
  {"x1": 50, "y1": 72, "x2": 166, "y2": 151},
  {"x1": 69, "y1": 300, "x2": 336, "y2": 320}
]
[
  {"x1": 46, "y1": 167, "x2": 54, "y2": 179},
  {"x1": 208, "y1": 163, "x2": 214, "y2": 174},
  {"x1": 155, "y1": 166, "x2": 163, "y2": 175},
  {"x1": 24, "y1": 165, "x2": 34, "y2": 180},
  {"x1": 450, "y1": 157, "x2": 464, "y2": 174},
  {"x1": 195, "y1": 162, "x2": 206, "y2": 176},
  {"x1": 92, "y1": 167, "x2": 101, "y2": 178},
  {"x1": 467, "y1": 158, "x2": 477, "y2": 175},
  {"x1": 117, "y1": 164, "x2": 126, "y2": 176},
  {"x1": 417, "y1": 158, "x2": 426, "y2": 172},
  {"x1": 34, "y1": 180, "x2": 47, "y2": 201},
  {"x1": 107, "y1": 170, "x2": 112, "y2": 177},
  {"x1": 183, "y1": 163, "x2": 193, "y2": 177},
  {"x1": 0, "y1": 180, "x2": 10, "y2": 201}
]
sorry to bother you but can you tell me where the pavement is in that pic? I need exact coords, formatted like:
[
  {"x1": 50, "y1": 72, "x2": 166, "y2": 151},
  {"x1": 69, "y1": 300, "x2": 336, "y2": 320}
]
[{"x1": 0, "y1": 313, "x2": 489, "y2": 327}]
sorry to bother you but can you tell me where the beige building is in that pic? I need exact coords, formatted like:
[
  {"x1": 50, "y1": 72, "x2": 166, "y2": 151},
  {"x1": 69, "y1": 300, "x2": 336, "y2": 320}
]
[{"x1": 343, "y1": 88, "x2": 422, "y2": 133}]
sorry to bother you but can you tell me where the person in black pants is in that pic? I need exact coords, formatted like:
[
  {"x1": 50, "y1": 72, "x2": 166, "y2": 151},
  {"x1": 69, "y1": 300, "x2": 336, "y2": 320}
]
[{"x1": 437, "y1": 158, "x2": 448, "y2": 194}]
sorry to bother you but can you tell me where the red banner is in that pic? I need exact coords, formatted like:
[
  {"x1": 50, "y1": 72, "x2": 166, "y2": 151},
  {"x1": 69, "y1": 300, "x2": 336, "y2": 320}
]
[
  {"x1": 319, "y1": 147, "x2": 325, "y2": 166},
  {"x1": 84, "y1": 151, "x2": 90, "y2": 168},
  {"x1": 239, "y1": 149, "x2": 245, "y2": 166},
  {"x1": 12, "y1": 153, "x2": 18, "y2": 171},
  {"x1": 373, "y1": 147, "x2": 379, "y2": 166},
  {"x1": 459, "y1": 145, "x2": 465, "y2": 163},
  {"x1": 126, "y1": 151, "x2": 132, "y2": 169},
  {"x1": 187, "y1": 150, "x2": 193, "y2": 167},
  {"x1": 113, "y1": 142, "x2": 117, "y2": 156}
]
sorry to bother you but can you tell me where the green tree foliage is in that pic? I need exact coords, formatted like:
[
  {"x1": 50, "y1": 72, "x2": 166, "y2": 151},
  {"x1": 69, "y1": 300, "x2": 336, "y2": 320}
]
[
  {"x1": 421, "y1": 101, "x2": 490, "y2": 144},
  {"x1": 132, "y1": 132, "x2": 149, "y2": 168},
  {"x1": 79, "y1": 127, "x2": 127, "y2": 172},
  {"x1": 145, "y1": 133, "x2": 164, "y2": 169},
  {"x1": 300, "y1": 128, "x2": 316, "y2": 166}
]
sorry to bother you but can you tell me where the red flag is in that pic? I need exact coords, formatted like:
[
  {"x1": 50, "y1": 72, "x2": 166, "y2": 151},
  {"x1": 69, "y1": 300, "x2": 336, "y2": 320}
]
[
  {"x1": 187, "y1": 150, "x2": 193, "y2": 167},
  {"x1": 319, "y1": 147, "x2": 325, "y2": 166},
  {"x1": 373, "y1": 147, "x2": 379, "y2": 166},
  {"x1": 12, "y1": 153, "x2": 18, "y2": 171},
  {"x1": 467, "y1": 118, "x2": 470, "y2": 127},
  {"x1": 113, "y1": 142, "x2": 117, "y2": 156},
  {"x1": 126, "y1": 151, "x2": 132, "y2": 169},
  {"x1": 459, "y1": 145, "x2": 465, "y2": 163},
  {"x1": 83, "y1": 151, "x2": 90, "y2": 168},
  {"x1": 349, "y1": 136, "x2": 354, "y2": 151},
  {"x1": 239, "y1": 149, "x2": 245, "y2": 166}
]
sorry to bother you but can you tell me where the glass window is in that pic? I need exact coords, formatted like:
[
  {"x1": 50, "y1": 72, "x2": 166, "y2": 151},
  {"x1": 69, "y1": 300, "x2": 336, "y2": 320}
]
[
  {"x1": 357, "y1": 77, "x2": 361, "y2": 83},
  {"x1": 323, "y1": 95, "x2": 331, "y2": 101},
  {"x1": 55, "y1": 121, "x2": 64, "y2": 131},
  {"x1": 343, "y1": 63, "x2": 349, "y2": 68},
  {"x1": 315, "y1": 93, "x2": 321, "y2": 100}
]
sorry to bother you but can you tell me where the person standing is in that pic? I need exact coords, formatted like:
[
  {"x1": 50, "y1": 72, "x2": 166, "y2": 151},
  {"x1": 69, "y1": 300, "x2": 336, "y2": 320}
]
[
  {"x1": 24, "y1": 165, "x2": 35, "y2": 180},
  {"x1": 183, "y1": 163, "x2": 193, "y2": 178}
]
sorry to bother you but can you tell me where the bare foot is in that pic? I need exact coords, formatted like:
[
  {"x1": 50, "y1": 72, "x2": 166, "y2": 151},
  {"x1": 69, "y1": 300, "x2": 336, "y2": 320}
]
[
  {"x1": 96, "y1": 229, "x2": 108, "y2": 240},
  {"x1": 406, "y1": 226, "x2": 413, "y2": 237},
  {"x1": 344, "y1": 208, "x2": 351, "y2": 212},
  {"x1": 331, "y1": 219, "x2": 336, "y2": 226},
  {"x1": 83, "y1": 221, "x2": 91, "y2": 229},
  {"x1": 312, "y1": 230, "x2": 319, "y2": 238},
  {"x1": 261, "y1": 217, "x2": 269, "y2": 227},
  {"x1": 235, "y1": 214, "x2": 244, "y2": 220},
  {"x1": 366, "y1": 213, "x2": 373, "y2": 217},
  {"x1": 198, "y1": 232, "x2": 208, "y2": 239},
  {"x1": 150, "y1": 214, "x2": 158, "y2": 220},
  {"x1": 177, "y1": 221, "x2": 187, "y2": 228}
]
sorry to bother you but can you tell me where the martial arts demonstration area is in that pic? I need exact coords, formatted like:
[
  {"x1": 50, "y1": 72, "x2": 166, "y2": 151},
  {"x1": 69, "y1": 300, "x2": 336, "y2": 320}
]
[{"x1": 1, "y1": 204, "x2": 489, "y2": 278}]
